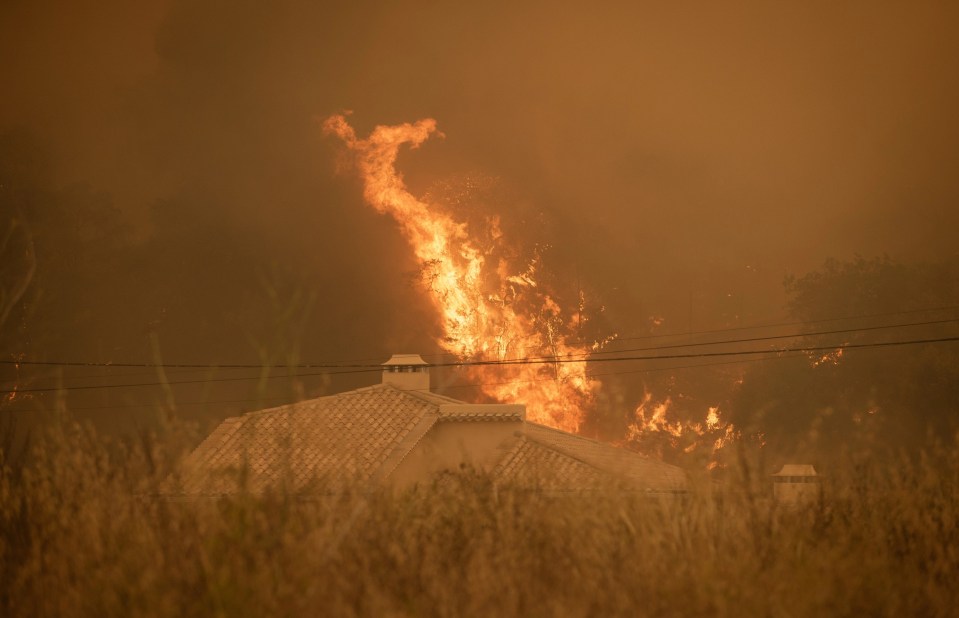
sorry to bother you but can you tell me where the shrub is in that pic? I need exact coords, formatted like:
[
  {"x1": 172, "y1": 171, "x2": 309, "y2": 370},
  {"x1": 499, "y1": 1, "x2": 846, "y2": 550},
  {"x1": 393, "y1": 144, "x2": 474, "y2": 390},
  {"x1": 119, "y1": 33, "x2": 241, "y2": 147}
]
[{"x1": 1, "y1": 417, "x2": 957, "y2": 617}]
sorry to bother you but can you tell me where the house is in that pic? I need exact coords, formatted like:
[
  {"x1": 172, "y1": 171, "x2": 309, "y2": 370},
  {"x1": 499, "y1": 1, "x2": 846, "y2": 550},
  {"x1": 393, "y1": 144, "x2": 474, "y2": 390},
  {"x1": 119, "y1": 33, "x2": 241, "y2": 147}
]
[{"x1": 171, "y1": 354, "x2": 687, "y2": 496}]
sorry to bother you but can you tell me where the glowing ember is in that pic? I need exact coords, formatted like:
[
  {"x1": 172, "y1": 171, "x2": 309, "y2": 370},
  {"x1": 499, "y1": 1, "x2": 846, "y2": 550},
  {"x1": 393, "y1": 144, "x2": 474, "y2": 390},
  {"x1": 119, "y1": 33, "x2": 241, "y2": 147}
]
[
  {"x1": 3, "y1": 356, "x2": 26, "y2": 404},
  {"x1": 812, "y1": 346, "x2": 844, "y2": 367},
  {"x1": 324, "y1": 114, "x2": 599, "y2": 432}
]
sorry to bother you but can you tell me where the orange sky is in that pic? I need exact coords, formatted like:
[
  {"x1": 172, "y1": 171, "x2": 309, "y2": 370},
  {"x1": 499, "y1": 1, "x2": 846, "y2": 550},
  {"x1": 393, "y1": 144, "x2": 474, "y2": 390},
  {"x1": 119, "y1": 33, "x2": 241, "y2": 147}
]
[
  {"x1": 4, "y1": 1, "x2": 957, "y2": 263},
  {"x1": 3, "y1": 0, "x2": 958, "y2": 427}
]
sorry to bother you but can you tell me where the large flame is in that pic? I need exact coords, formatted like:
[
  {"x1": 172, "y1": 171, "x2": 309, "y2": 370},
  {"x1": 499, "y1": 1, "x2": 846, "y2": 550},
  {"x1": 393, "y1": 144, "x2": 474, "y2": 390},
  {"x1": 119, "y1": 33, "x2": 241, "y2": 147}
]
[
  {"x1": 324, "y1": 114, "x2": 598, "y2": 431},
  {"x1": 322, "y1": 114, "x2": 741, "y2": 461}
]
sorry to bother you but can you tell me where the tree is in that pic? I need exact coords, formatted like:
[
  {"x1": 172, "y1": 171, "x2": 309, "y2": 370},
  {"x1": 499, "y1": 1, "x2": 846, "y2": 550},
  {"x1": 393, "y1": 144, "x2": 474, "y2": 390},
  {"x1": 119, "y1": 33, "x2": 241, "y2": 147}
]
[{"x1": 730, "y1": 256, "x2": 959, "y2": 461}]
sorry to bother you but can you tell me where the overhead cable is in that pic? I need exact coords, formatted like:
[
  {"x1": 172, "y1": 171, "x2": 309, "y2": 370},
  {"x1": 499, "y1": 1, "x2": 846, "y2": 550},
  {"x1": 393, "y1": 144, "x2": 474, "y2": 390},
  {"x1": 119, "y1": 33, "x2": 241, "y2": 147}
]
[
  {"x1": 4, "y1": 316, "x2": 957, "y2": 371},
  {"x1": 3, "y1": 334, "x2": 957, "y2": 395}
]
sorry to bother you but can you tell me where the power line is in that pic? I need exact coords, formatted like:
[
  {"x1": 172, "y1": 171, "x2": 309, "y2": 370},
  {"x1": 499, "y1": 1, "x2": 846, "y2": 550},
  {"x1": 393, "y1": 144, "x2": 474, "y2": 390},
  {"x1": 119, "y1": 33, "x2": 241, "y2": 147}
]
[
  {"x1": 0, "y1": 354, "x2": 804, "y2": 413},
  {"x1": 440, "y1": 352, "x2": 808, "y2": 392},
  {"x1": 433, "y1": 335, "x2": 959, "y2": 369},
  {"x1": 542, "y1": 317, "x2": 959, "y2": 361},
  {"x1": 5, "y1": 314, "x2": 957, "y2": 371},
  {"x1": 30, "y1": 365, "x2": 277, "y2": 382},
  {"x1": 419, "y1": 304, "x2": 959, "y2": 360},
  {"x1": 3, "y1": 334, "x2": 957, "y2": 395},
  {"x1": 1, "y1": 394, "x2": 296, "y2": 413},
  {"x1": 1, "y1": 367, "x2": 381, "y2": 395}
]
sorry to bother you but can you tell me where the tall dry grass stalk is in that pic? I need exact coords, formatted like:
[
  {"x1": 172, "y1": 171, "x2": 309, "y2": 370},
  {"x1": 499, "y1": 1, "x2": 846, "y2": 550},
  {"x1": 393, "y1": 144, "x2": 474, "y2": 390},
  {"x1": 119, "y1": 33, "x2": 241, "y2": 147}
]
[{"x1": 1, "y1": 415, "x2": 957, "y2": 617}]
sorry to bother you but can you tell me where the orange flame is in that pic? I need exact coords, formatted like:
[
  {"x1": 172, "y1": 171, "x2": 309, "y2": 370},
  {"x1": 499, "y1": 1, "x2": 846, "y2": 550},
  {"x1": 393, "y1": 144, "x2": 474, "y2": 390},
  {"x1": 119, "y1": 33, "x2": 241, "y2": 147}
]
[
  {"x1": 811, "y1": 346, "x2": 844, "y2": 367},
  {"x1": 3, "y1": 355, "x2": 30, "y2": 405},
  {"x1": 626, "y1": 394, "x2": 736, "y2": 468},
  {"x1": 324, "y1": 114, "x2": 599, "y2": 432}
]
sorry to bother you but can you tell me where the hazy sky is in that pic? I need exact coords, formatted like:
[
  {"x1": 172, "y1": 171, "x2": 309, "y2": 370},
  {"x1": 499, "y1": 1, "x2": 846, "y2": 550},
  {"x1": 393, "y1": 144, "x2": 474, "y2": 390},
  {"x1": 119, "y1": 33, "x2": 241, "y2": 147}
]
[
  {"x1": 3, "y1": 0, "x2": 958, "y2": 421},
  {"x1": 6, "y1": 2, "x2": 957, "y2": 250}
]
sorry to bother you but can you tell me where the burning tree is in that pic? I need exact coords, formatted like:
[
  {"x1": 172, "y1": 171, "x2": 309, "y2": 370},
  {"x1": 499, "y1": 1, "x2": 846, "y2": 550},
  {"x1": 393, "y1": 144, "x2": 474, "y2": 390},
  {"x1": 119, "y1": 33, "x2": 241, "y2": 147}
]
[
  {"x1": 323, "y1": 114, "x2": 737, "y2": 465},
  {"x1": 324, "y1": 114, "x2": 603, "y2": 432}
]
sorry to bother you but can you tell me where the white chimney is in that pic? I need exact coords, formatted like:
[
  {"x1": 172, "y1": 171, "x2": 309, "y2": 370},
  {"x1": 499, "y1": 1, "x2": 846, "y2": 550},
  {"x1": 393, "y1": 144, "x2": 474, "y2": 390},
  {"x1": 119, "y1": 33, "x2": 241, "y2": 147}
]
[
  {"x1": 772, "y1": 464, "x2": 820, "y2": 506},
  {"x1": 381, "y1": 354, "x2": 430, "y2": 392}
]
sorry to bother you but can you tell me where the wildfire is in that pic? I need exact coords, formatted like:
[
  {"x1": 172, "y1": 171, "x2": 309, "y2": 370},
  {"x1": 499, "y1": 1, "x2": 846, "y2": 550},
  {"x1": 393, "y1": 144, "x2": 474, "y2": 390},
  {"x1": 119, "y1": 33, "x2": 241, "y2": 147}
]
[
  {"x1": 323, "y1": 114, "x2": 739, "y2": 460},
  {"x1": 324, "y1": 114, "x2": 599, "y2": 432},
  {"x1": 626, "y1": 393, "x2": 736, "y2": 468}
]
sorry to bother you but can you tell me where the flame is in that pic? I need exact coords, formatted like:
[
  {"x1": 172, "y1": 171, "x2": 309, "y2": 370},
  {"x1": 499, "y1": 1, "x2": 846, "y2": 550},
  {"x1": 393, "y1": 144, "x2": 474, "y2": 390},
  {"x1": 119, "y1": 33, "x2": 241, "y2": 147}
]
[
  {"x1": 626, "y1": 394, "x2": 736, "y2": 467},
  {"x1": 323, "y1": 114, "x2": 742, "y2": 460},
  {"x1": 3, "y1": 355, "x2": 24, "y2": 404},
  {"x1": 812, "y1": 346, "x2": 844, "y2": 367},
  {"x1": 324, "y1": 114, "x2": 599, "y2": 431}
]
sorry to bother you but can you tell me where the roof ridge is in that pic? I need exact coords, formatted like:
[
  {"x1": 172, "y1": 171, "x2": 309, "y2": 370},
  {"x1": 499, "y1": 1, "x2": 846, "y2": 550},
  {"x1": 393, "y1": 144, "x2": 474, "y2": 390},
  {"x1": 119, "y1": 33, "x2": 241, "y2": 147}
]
[
  {"x1": 519, "y1": 432, "x2": 622, "y2": 475},
  {"x1": 524, "y1": 421, "x2": 626, "y2": 449},
  {"x1": 492, "y1": 434, "x2": 620, "y2": 490},
  {"x1": 369, "y1": 413, "x2": 439, "y2": 484},
  {"x1": 523, "y1": 423, "x2": 677, "y2": 472},
  {"x1": 233, "y1": 384, "x2": 398, "y2": 419},
  {"x1": 398, "y1": 387, "x2": 467, "y2": 405},
  {"x1": 212, "y1": 384, "x2": 460, "y2": 424},
  {"x1": 183, "y1": 417, "x2": 243, "y2": 468},
  {"x1": 492, "y1": 433, "x2": 530, "y2": 477}
]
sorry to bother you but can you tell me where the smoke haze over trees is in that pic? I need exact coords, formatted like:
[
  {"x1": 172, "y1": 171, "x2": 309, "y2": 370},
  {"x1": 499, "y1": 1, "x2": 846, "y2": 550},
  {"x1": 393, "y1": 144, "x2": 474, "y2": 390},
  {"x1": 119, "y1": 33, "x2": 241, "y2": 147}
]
[
  {"x1": 730, "y1": 257, "x2": 959, "y2": 460},
  {"x1": 2, "y1": 0, "x2": 958, "y2": 454}
]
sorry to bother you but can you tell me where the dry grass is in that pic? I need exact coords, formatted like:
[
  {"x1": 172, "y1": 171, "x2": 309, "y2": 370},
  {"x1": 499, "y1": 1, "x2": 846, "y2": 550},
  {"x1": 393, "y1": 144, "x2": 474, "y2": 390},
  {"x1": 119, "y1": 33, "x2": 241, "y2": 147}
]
[{"x1": 2, "y1": 417, "x2": 957, "y2": 617}]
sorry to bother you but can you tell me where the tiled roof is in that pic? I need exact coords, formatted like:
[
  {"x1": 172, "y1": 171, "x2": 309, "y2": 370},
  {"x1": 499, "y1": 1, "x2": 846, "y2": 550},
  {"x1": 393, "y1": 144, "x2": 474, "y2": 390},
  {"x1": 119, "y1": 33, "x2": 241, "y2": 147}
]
[
  {"x1": 502, "y1": 423, "x2": 688, "y2": 492},
  {"x1": 176, "y1": 384, "x2": 438, "y2": 495},
  {"x1": 493, "y1": 436, "x2": 611, "y2": 491},
  {"x1": 172, "y1": 383, "x2": 687, "y2": 495},
  {"x1": 437, "y1": 403, "x2": 525, "y2": 422}
]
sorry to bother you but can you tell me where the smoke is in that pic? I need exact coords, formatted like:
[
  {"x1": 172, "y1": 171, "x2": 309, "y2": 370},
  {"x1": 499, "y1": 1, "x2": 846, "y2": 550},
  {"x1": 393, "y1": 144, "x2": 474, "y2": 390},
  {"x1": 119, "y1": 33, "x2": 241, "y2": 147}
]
[{"x1": 2, "y1": 0, "x2": 958, "y2": 433}]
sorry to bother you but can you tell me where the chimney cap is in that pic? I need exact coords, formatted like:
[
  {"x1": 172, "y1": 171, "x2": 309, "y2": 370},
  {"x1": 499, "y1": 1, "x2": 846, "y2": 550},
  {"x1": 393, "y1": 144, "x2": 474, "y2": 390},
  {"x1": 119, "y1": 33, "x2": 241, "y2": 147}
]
[
  {"x1": 772, "y1": 464, "x2": 817, "y2": 477},
  {"x1": 382, "y1": 353, "x2": 430, "y2": 367}
]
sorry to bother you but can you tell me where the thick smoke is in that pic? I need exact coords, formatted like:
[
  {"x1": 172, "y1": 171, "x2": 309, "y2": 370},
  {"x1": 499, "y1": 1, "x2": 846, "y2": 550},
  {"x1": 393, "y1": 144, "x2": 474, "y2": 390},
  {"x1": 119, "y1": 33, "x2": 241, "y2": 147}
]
[{"x1": 2, "y1": 0, "x2": 958, "y2": 443}]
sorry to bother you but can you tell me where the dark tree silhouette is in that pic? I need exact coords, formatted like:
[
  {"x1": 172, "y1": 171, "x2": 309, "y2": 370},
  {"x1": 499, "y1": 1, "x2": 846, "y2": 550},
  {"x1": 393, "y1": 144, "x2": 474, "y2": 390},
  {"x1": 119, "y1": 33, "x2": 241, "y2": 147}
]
[{"x1": 731, "y1": 256, "x2": 959, "y2": 460}]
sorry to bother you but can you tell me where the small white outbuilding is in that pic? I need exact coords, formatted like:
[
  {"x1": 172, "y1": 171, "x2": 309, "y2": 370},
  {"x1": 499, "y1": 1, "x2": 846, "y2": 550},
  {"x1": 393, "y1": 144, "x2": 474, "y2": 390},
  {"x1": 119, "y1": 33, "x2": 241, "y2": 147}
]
[{"x1": 772, "y1": 464, "x2": 820, "y2": 506}]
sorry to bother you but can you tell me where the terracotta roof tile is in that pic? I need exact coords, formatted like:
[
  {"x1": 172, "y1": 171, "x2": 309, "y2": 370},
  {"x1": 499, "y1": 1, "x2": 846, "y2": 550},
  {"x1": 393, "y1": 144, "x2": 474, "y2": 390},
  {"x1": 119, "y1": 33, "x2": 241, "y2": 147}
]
[
  {"x1": 493, "y1": 437, "x2": 611, "y2": 491},
  {"x1": 514, "y1": 423, "x2": 687, "y2": 492},
  {"x1": 173, "y1": 384, "x2": 688, "y2": 496},
  {"x1": 176, "y1": 384, "x2": 438, "y2": 495}
]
